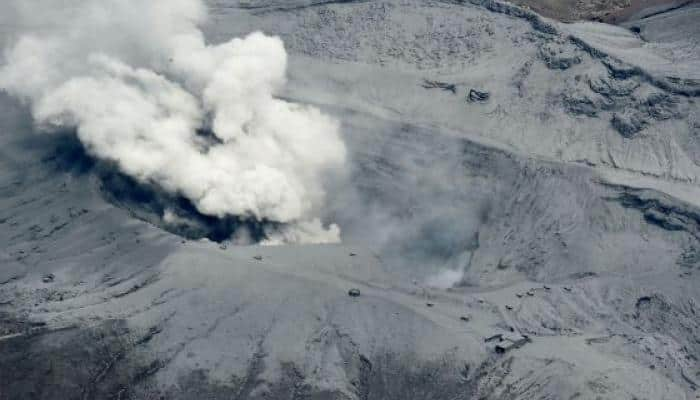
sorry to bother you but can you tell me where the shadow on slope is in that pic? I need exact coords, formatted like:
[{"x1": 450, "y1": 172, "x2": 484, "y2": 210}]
[{"x1": 47, "y1": 133, "x2": 274, "y2": 243}]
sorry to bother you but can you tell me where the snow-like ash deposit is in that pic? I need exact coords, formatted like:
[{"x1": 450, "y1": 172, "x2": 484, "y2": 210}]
[{"x1": 0, "y1": 0, "x2": 346, "y2": 243}]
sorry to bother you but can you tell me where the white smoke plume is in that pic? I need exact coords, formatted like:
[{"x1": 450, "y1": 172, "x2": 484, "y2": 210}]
[{"x1": 0, "y1": 0, "x2": 346, "y2": 243}]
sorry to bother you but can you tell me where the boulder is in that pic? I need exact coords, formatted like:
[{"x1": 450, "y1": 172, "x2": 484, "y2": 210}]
[{"x1": 468, "y1": 89, "x2": 490, "y2": 102}]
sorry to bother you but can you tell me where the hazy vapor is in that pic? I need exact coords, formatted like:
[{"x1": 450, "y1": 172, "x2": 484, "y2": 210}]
[{"x1": 0, "y1": 0, "x2": 346, "y2": 243}]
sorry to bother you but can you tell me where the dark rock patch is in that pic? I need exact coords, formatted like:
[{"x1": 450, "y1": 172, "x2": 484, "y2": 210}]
[
  {"x1": 563, "y1": 93, "x2": 600, "y2": 117},
  {"x1": 588, "y1": 76, "x2": 639, "y2": 97},
  {"x1": 611, "y1": 111, "x2": 648, "y2": 137},
  {"x1": 467, "y1": 89, "x2": 490, "y2": 102}
]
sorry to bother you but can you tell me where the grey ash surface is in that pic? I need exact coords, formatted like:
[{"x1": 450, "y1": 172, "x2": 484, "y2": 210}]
[{"x1": 1, "y1": 0, "x2": 700, "y2": 399}]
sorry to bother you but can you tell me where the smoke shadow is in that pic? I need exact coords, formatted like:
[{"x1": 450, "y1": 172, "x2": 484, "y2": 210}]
[{"x1": 47, "y1": 132, "x2": 276, "y2": 243}]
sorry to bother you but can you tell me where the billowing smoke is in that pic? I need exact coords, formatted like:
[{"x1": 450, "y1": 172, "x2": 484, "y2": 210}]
[{"x1": 0, "y1": 0, "x2": 346, "y2": 243}]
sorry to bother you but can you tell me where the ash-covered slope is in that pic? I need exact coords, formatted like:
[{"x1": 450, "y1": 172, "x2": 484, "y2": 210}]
[{"x1": 1, "y1": 1, "x2": 699, "y2": 399}]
